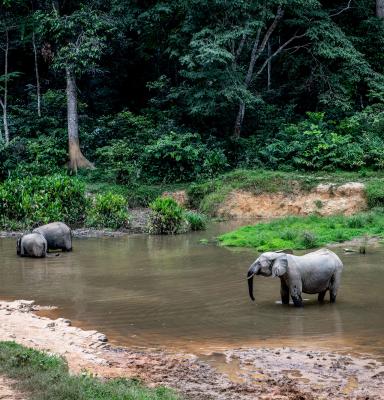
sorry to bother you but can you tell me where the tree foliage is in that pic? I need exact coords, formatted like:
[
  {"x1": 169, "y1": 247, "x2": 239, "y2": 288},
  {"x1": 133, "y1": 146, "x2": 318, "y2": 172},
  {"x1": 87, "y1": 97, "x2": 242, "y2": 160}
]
[{"x1": 0, "y1": 0, "x2": 383, "y2": 180}]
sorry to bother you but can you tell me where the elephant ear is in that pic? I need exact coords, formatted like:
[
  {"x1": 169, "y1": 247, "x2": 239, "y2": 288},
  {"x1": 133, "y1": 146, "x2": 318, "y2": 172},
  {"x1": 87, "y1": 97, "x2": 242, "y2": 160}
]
[{"x1": 272, "y1": 255, "x2": 288, "y2": 277}]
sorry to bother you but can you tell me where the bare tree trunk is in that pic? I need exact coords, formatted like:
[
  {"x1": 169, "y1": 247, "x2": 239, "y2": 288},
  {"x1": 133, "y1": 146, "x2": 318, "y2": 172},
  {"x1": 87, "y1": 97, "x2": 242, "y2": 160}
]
[
  {"x1": 377, "y1": 0, "x2": 384, "y2": 17},
  {"x1": 267, "y1": 40, "x2": 271, "y2": 90},
  {"x1": 32, "y1": 31, "x2": 41, "y2": 117},
  {"x1": 0, "y1": 27, "x2": 10, "y2": 144},
  {"x1": 234, "y1": 101, "x2": 245, "y2": 138},
  {"x1": 233, "y1": 6, "x2": 284, "y2": 138},
  {"x1": 66, "y1": 67, "x2": 94, "y2": 172}
]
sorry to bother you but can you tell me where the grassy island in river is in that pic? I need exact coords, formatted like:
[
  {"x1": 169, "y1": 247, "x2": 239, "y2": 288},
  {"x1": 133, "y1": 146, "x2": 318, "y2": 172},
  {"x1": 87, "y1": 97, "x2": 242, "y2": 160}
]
[{"x1": 218, "y1": 211, "x2": 384, "y2": 251}]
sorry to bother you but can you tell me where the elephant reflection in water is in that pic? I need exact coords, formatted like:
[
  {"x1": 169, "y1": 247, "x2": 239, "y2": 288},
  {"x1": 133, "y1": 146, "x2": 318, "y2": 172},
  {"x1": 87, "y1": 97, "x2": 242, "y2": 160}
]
[
  {"x1": 247, "y1": 248, "x2": 343, "y2": 307},
  {"x1": 283, "y1": 299, "x2": 344, "y2": 340}
]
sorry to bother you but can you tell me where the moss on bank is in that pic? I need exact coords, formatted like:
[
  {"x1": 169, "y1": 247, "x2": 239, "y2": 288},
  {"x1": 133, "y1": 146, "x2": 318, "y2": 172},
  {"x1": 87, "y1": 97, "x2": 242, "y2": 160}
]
[
  {"x1": 0, "y1": 341, "x2": 179, "y2": 400},
  {"x1": 218, "y1": 211, "x2": 384, "y2": 251}
]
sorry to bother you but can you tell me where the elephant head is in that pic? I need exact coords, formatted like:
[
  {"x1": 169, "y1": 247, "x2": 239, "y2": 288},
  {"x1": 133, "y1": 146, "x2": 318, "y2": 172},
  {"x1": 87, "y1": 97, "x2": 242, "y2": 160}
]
[{"x1": 247, "y1": 251, "x2": 290, "y2": 301}]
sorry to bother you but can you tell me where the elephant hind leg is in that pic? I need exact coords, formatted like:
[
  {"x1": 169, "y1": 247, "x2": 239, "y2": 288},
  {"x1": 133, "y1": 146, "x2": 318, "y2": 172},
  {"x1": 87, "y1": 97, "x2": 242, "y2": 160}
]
[
  {"x1": 318, "y1": 290, "x2": 327, "y2": 303},
  {"x1": 329, "y1": 270, "x2": 342, "y2": 303}
]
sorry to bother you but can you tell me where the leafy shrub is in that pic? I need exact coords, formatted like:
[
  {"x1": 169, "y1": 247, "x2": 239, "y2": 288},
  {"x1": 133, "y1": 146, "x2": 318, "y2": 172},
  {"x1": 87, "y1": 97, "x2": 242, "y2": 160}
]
[
  {"x1": 366, "y1": 179, "x2": 384, "y2": 208},
  {"x1": 86, "y1": 110, "x2": 154, "y2": 155},
  {"x1": 95, "y1": 139, "x2": 138, "y2": 185},
  {"x1": 300, "y1": 231, "x2": 318, "y2": 249},
  {"x1": 124, "y1": 184, "x2": 164, "y2": 207},
  {"x1": 263, "y1": 112, "x2": 365, "y2": 171},
  {"x1": 0, "y1": 136, "x2": 67, "y2": 180},
  {"x1": 86, "y1": 192, "x2": 130, "y2": 229},
  {"x1": 94, "y1": 125, "x2": 227, "y2": 185},
  {"x1": 257, "y1": 107, "x2": 384, "y2": 171},
  {"x1": 148, "y1": 197, "x2": 185, "y2": 234},
  {"x1": 187, "y1": 180, "x2": 219, "y2": 209},
  {"x1": 0, "y1": 174, "x2": 88, "y2": 227},
  {"x1": 346, "y1": 214, "x2": 367, "y2": 228},
  {"x1": 184, "y1": 211, "x2": 207, "y2": 231},
  {"x1": 142, "y1": 131, "x2": 227, "y2": 183},
  {"x1": 280, "y1": 229, "x2": 297, "y2": 241}
]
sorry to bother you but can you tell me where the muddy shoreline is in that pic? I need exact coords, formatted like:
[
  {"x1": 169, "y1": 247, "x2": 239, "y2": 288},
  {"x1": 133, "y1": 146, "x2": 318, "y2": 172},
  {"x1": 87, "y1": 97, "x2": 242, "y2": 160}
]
[{"x1": 0, "y1": 299, "x2": 383, "y2": 399}]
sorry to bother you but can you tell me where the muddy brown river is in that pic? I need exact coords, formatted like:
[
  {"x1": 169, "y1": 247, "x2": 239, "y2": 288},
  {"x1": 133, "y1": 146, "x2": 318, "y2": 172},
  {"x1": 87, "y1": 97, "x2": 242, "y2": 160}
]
[{"x1": 1, "y1": 222, "x2": 383, "y2": 358}]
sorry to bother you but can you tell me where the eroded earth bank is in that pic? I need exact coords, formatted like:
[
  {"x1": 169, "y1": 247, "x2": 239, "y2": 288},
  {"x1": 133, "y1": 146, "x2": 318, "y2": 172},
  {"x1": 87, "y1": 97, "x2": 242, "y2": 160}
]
[{"x1": 0, "y1": 300, "x2": 383, "y2": 400}]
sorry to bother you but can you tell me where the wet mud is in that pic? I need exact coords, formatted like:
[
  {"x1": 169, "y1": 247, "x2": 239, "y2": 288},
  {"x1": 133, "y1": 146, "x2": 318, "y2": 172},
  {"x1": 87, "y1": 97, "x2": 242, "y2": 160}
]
[{"x1": 0, "y1": 300, "x2": 383, "y2": 399}]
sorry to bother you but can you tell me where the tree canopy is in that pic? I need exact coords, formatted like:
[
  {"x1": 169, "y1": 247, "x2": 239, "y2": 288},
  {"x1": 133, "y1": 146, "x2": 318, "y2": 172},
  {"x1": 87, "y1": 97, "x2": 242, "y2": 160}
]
[{"x1": 0, "y1": 0, "x2": 383, "y2": 177}]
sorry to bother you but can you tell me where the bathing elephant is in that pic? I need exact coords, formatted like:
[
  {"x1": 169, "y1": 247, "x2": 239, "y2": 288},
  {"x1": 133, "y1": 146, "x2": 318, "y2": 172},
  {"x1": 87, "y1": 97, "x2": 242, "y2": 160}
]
[
  {"x1": 17, "y1": 232, "x2": 47, "y2": 258},
  {"x1": 33, "y1": 222, "x2": 72, "y2": 252},
  {"x1": 247, "y1": 248, "x2": 343, "y2": 307}
]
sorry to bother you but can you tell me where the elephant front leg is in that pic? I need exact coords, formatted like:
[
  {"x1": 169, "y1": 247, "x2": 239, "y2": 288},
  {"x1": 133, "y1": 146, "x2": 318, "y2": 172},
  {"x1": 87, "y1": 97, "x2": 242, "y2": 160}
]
[
  {"x1": 291, "y1": 295, "x2": 303, "y2": 307},
  {"x1": 280, "y1": 279, "x2": 290, "y2": 305},
  {"x1": 290, "y1": 280, "x2": 303, "y2": 307}
]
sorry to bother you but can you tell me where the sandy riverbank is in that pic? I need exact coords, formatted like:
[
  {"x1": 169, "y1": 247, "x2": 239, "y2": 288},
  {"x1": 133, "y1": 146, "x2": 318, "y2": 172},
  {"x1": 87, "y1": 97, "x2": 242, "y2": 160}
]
[{"x1": 0, "y1": 299, "x2": 383, "y2": 399}]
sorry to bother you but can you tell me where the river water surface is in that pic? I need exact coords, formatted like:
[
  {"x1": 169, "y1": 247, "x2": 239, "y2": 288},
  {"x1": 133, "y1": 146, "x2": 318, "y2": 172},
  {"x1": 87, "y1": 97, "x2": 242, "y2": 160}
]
[{"x1": 1, "y1": 222, "x2": 383, "y2": 357}]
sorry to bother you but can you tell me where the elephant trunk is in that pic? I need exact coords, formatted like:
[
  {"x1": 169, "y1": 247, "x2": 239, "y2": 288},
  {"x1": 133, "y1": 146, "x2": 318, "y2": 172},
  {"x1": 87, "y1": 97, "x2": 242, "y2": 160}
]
[{"x1": 247, "y1": 263, "x2": 260, "y2": 301}]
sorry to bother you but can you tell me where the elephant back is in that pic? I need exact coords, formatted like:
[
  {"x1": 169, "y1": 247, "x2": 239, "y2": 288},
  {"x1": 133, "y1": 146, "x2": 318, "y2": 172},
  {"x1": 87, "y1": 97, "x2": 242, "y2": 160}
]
[{"x1": 33, "y1": 222, "x2": 72, "y2": 251}]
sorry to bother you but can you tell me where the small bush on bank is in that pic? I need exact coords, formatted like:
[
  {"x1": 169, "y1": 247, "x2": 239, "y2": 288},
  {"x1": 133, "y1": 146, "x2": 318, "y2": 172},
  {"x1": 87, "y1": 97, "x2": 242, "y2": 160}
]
[
  {"x1": 148, "y1": 197, "x2": 185, "y2": 234},
  {"x1": 300, "y1": 231, "x2": 318, "y2": 249},
  {"x1": 184, "y1": 211, "x2": 207, "y2": 231},
  {"x1": 346, "y1": 214, "x2": 367, "y2": 228},
  {"x1": 366, "y1": 179, "x2": 384, "y2": 208},
  {"x1": 86, "y1": 192, "x2": 130, "y2": 229},
  {"x1": 0, "y1": 341, "x2": 179, "y2": 400},
  {"x1": 0, "y1": 174, "x2": 88, "y2": 228}
]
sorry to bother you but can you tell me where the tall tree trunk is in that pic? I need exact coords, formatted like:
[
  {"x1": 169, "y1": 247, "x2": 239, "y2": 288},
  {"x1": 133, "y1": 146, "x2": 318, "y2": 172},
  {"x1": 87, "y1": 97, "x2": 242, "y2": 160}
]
[
  {"x1": 32, "y1": 31, "x2": 41, "y2": 117},
  {"x1": 233, "y1": 6, "x2": 284, "y2": 138},
  {"x1": 66, "y1": 67, "x2": 94, "y2": 172},
  {"x1": 267, "y1": 40, "x2": 271, "y2": 90},
  {"x1": 234, "y1": 101, "x2": 245, "y2": 138},
  {"x1": 1, "y1": 27, "x2": 10, "y2": 144},
  {"x1": 377, "y1": 0, "x2": 384, "y2": 17}
]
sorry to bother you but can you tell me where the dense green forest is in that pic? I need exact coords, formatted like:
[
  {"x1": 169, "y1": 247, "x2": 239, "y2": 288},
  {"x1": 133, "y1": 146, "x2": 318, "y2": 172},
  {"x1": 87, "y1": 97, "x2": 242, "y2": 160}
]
[{"x1": 1, "y1": 1, "x2": 384, "y2": 209}]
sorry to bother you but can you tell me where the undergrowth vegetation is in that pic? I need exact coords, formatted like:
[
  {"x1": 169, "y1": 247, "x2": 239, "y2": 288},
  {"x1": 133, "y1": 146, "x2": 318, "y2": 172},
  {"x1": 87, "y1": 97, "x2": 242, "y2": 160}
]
[
  {"x1": 86, "y1": 192, "x2": 130, "y2": 229},
  {"x1": 218, "y1": 211, "x2": 384, "y2": 251},
  {"x1": 184, "y1": 211, "x2": 207, "y2": 231},
  {"x1": 0, "y1": 174, "x2": 88, "y2": 228},
  {"x1": 148, "y1": 197, "x2": 186, "y2": 234},
  {"x1": 148, "y1": 197, "x2": 207, "y2": 234},
  {"x1": 0, "y1": 341, "x2": 179, "y2": 400},
  {"x1": 0, "y1": 175, "x2": 130, "y2": 230}
]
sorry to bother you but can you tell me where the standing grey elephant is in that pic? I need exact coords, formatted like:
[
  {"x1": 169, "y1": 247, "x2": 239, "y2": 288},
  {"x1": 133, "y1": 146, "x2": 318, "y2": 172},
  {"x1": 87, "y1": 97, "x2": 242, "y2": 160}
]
[
  {"x1": 33, "y1": 222, "x2": 72, "y2": 252},
  {"x1": 247, "y1": 248, "x2": 343, "y2": 307},
  {"x1": 17, "y1": 233, "x2": 47, "y2": 258}
]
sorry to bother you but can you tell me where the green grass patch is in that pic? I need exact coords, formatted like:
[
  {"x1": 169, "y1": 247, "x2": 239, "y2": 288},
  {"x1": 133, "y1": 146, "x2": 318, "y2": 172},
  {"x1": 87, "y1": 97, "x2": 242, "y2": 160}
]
[
  {"x1": 218, "y1": 211, "x2": 384, "y2": 251},
  {"x1": 184, "y1": 211, "x2": 207, "y2": 231},
  {"x1": 187, "y1": 169, "x2": 384, "y2": 216},
  {"x1": 365, "y1": 179, "x2": 384, "y2": 208},
  {"x1": 84, "y1": 180, "x2": 186, "y2": 208},
  {"x1": 0, "y1": 341, "x2": 180, "y2": 400}
]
